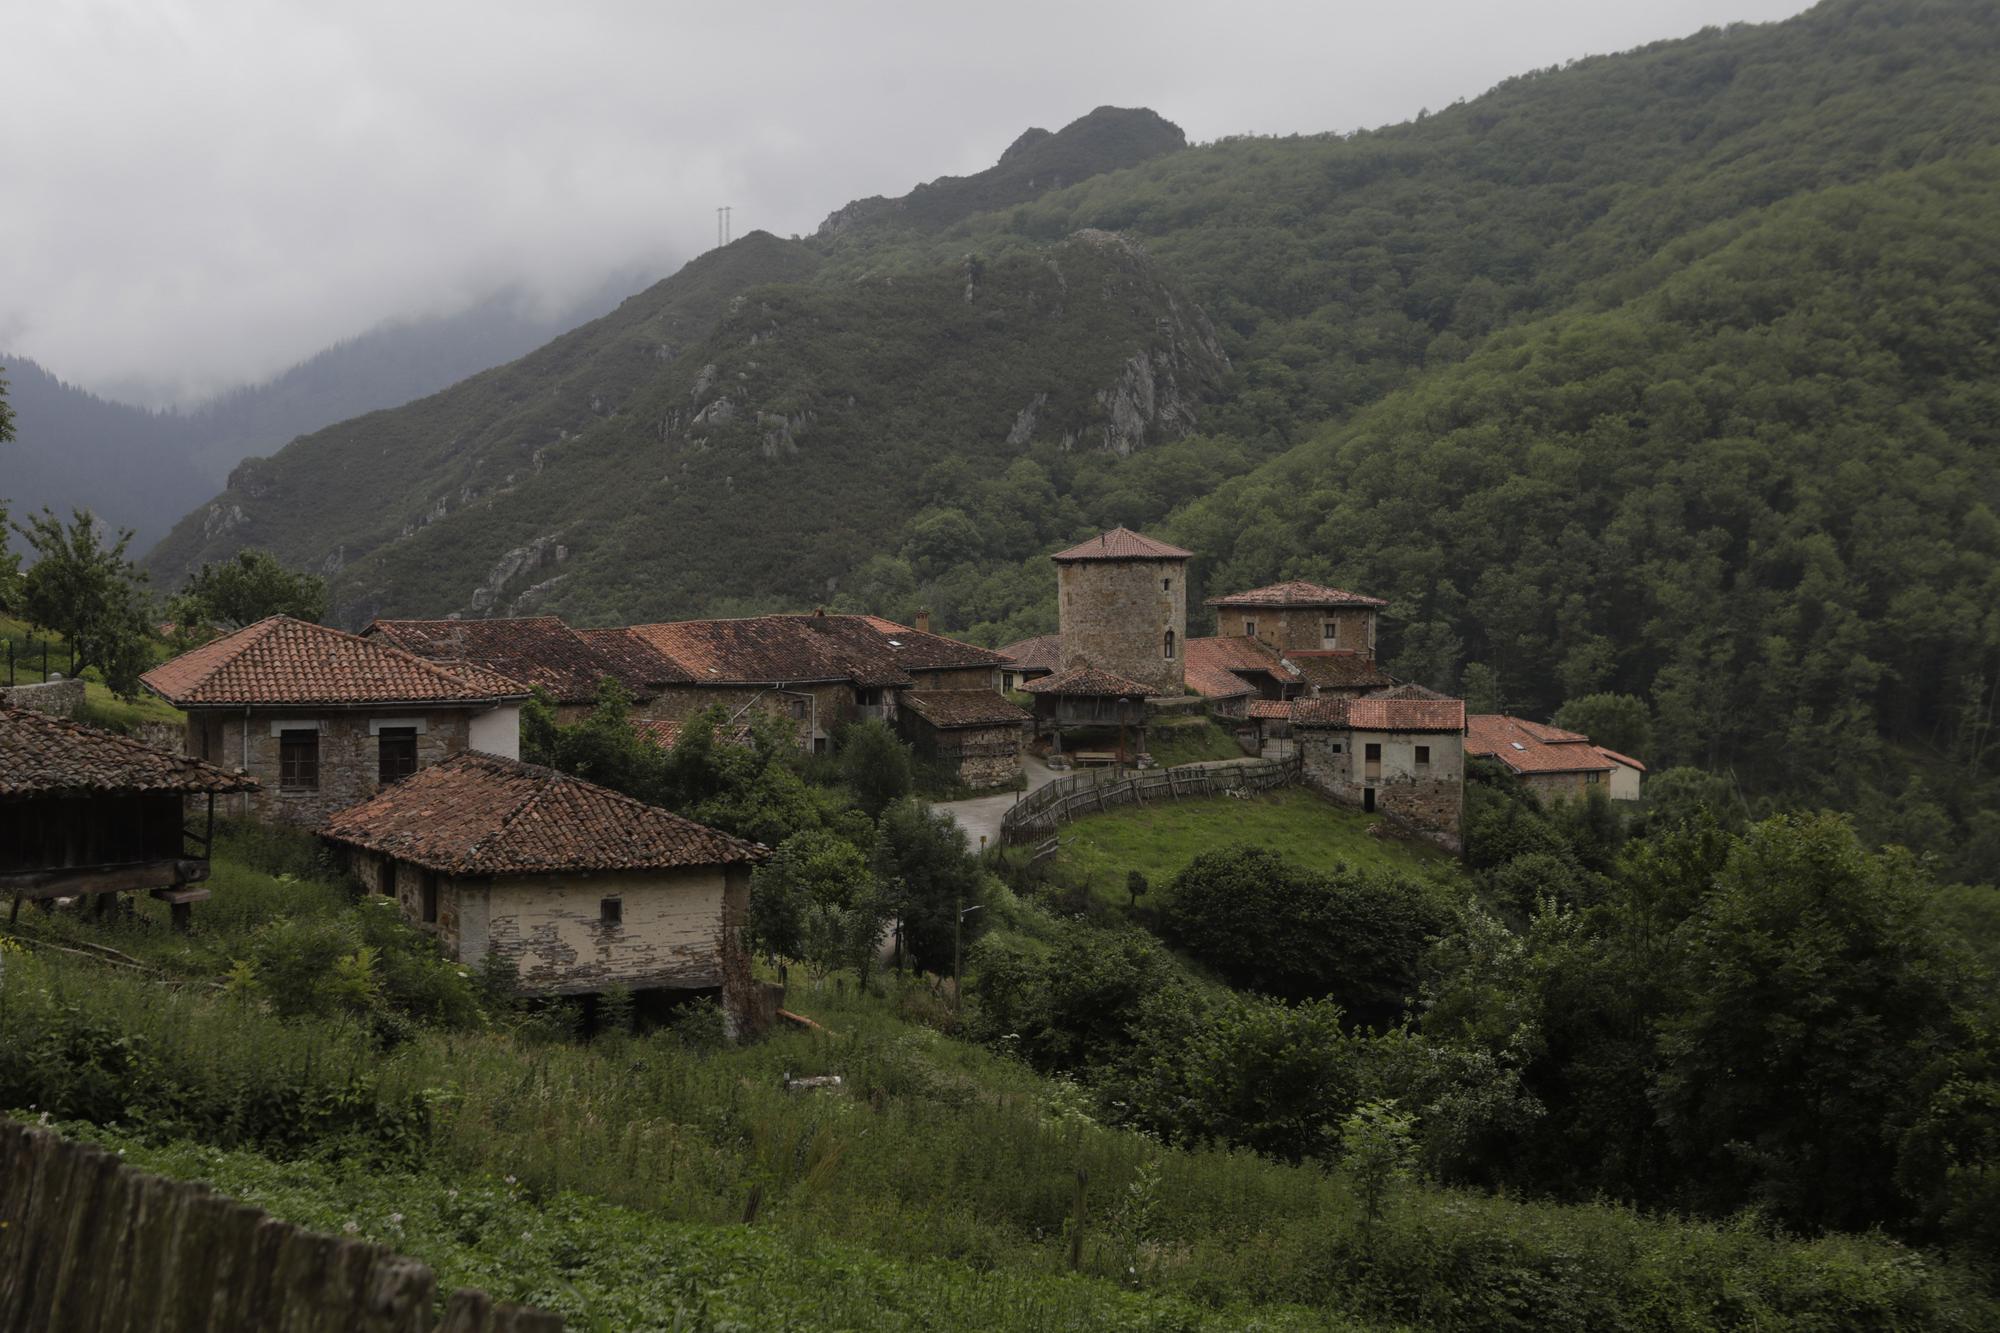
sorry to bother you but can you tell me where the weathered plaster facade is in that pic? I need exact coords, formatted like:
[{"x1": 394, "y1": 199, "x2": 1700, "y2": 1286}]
[
  {"x1": 1056, "y1": 558, "x2": 1187, "y2": 694},
  {"x1": 1298, "y1": 726, "x2": 1464, "y2": 852},
  {"x1": 1519, "y1": 769, "x2": 1611, "y2": 806},
  {"x1": 350, "y1": 848, "x2": 751, "y2": 996},
  {"x1": 184, "y1": 708, "x2": 480, "y2": 825}
]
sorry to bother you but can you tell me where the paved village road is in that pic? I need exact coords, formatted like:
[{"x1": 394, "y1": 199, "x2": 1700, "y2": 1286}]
[{"x1": 933, "y1": 754, "x2": 1062, "y2": 850}]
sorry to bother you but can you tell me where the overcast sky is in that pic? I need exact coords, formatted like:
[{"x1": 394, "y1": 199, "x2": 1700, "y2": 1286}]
[{"x1": 3, "y1": 0, "x2": 1815, "y2": 404}]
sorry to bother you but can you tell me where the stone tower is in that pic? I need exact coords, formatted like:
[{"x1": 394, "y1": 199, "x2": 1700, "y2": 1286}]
[{"x1": 1051, "y1": 527, "x2": 1191, "y2": 695}]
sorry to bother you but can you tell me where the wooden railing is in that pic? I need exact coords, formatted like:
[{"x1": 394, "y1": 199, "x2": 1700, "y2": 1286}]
[
  {"x1": 0, "y1": 1118, "x2": 562, "y2": 1332},
  {"x1": 1000, "y1": 754, "x2": 1300, "y2": 843}
]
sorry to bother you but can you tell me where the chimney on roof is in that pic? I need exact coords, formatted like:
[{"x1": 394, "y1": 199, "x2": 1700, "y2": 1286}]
[
  {"x1": 915, "y1": 609, "x2": 932, "y2": 634},
  {"x1": 813, "y1": 606, "x2": 826, "y2": 617}
]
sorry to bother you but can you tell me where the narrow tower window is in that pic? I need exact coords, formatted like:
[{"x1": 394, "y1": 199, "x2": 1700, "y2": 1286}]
[{"x1": 1163, "y1": 628, "x2": 1176, "y2": 659}]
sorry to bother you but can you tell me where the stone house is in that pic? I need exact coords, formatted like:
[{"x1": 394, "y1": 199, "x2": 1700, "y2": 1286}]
[
  {"x1": 1465, "y1": 714, "x2": 1645, "y2": 803},
  {"x1": 141, "y1": 616, "x2": 529, "y2": 826},
  {"x1": 380, "y1": 611, "x2": 1007, "y2": 755},
  {"x1": 1181, "y1": 634, "x2": 1303, "y2": 716},
  {"x1": 1, "y1": 706, "x2": 256, "y2": 928},
  {"x1": 1052, "y1": 528, "x2": 1191, "y2": 695},
  {"x1": 1206, "y1": 580, "x2": 1387, "y2": 659},
  {"x1": 1279, "y1": 650, "x2": 1396, "y2": 700},
  {"x1": 995, "y1": 633, "x2": 1059, "y2": 693},
  {"x1": 321, "y1": 751, "x2": 766, "y2": 1006},
  {"x1": 896, "y1": 689, "x2": 1031, "y2": 789},
  {"x1": 1293, "y1": 685, "x2": 1467, "y2": 851}
]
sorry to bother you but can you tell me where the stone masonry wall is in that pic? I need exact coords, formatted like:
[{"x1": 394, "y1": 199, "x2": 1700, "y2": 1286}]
[
  {"x1": 1297, "y1": 726, "x2": 1463, "y2": 852},
  {"x1": 941, "y1": 723, "x2": 1024, "y2": 791},
  {"x1": 1057, "y1": 557, "x2": 1186, "y2": 694},
  {"x1": 0, "y1": 678, "x2": 85, "y2": 717},
  {"x1": 1225, "y1": 606, "x2": 1377, "y2": 659},
  {"x1": 196, "y1": 708, "x2": 476, "y2": 826}
]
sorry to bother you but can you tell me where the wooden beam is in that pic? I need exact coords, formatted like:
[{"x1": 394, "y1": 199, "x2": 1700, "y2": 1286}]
[{"x1": 0, "y1": 858, "x2": 210, "y2": 900}]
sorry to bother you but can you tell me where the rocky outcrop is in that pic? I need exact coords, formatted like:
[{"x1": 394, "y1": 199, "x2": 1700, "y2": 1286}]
[{"x1": 467, "y1": 534, "x2": 567, "y2": 613}]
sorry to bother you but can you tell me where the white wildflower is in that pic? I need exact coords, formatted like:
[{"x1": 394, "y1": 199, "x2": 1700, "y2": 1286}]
[{"x1": 342, "y1": 1221, "x2": 360, "y2": 1235}]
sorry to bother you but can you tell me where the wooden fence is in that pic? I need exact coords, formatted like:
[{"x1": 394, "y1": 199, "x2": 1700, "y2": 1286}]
[
  {"x1": 0, "y1": 1119, "x2": 561, "y2": 1333},
  {"x1": 1001, "y1": 754, "x2": 1300, "y2": 843}
]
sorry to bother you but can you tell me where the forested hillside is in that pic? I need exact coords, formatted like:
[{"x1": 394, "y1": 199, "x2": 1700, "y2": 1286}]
[{"x1": 146, "y1": 0, "x2": 2000, "y2": 859}]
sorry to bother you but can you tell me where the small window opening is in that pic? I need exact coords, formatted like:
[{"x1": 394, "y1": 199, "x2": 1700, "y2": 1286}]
[
  {"x1": 1322, "y1": 621, "x2": 1339, "y2": 646},
  {"x1": 378, "y1": 726, "x2": 418, "y2": 786},
  {"x1": 279, "y1": 729, "x2": 319, "y2": 790},
  {"x1": 1243, "y1": 619, "x2": 1257, "y2": 637},
  {"x1": 1163, "y1": 628, "x2": 1176, "y2": 659},
  {"x1": 601, "y1": 897, "x2": 623, "y2": 926},
  {"x1": 1162, "y1": 577, "x2": 1171, "y2": 591},
  {"x1": 1415, "y1": 745, "x2": 1431, "y2": 767}
]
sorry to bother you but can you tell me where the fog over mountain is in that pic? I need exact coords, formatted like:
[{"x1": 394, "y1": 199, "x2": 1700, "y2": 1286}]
[{"x1": 3, "y1": 1, "x2": 1809, "y2": 401}]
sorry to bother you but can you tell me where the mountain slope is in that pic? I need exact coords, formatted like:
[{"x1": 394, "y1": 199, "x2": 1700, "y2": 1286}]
[{"x1": 4, "y1": 275, "x2": 647, "y2": 553}]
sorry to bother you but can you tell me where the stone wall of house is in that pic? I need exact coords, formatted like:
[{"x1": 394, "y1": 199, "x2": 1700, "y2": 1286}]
[
  {"x1": 1057, "y1": 557, "x2": 1186, "y2": 694},
  {"x1": 636, "y1": 681, "x2": 855, "y2": 748},
  {"x1": 1520, "y1": 769, "x2": 1616, "y2": 805},
  {"x1": 476, "y1": 865, "x2": 737, "y2": 994},
  {"x1": 941, "y1": 724, "x2": 1024, "y2": 790},
  {"x1": 0, "y1": 678, "x2": 85, "y2": 717},
  {"x1": 194, "y1": 708, "x2": 477, "y2": 825},
  {"x1": 1298, "y1": 726, "x2": 1463, "y2": 852},
  {"x1": 904, "y1": 665, "x2": 1001, "y2": 692},
  {"x1": 1227, "y1": 607, "x2": 1376, "y2": 659}
]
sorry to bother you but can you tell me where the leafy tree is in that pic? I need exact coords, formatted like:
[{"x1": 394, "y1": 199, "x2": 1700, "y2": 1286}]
[
  {"x1": 9, "y1": 507, "x2": 154, "y2": 697},
  {"x1": 836, "y1": 719, "x2": 914, "y2": 818},
  {"x1": 748, "y1": 828, "x2": 876, "y2": 965},
  {"x1": 1159, "y1": 845, "x2": 1450, "y2": 1028},
  {"x1": 1552, "y1": 693, "x2": 1655, "y2": 761},
  {"x1": 169, "y1": 548, "x2": 328, "y2": 636},
  {"x1": 873, "y1": 797, "x2": 983, "y2": 973},
  {"x1": 1653, "y1": 813, "x2": 1985, "y2": 1232},
  {"x1": 0, "y1": 365, "x2": 15, "y2": 445}
]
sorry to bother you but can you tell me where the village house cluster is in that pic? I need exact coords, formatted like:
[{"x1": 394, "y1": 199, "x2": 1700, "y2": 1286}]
[
  {"x1": 997, "y1": 526, "x2": 1643, "y2": 848},
  {"x1": 3, "y1": 523, "x2": 1641, "y2": 1025}
]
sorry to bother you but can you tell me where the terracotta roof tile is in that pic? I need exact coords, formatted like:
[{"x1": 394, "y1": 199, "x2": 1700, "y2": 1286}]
[
  {"x1": 1021, "y1": 664, "x2": 1156, "y2": 698},
  {"x1": 997, "y1": 633, "x2": 1062, "y2": 672},
  {"x1": 1595, "y1": 746, "x2": 1647, "y2": 773},
  {"x1": 634, "y1": 717, "x2": 757, "y2": 750},
  {"x1": 1466, "y1": 714, "x2": 1616, "y2": 774},
  {"x1": 1207, "y1": 580, "x2": 1387, "y2": 609},
  {"x1": 573, "y1": 628, "x2": 696, "y2": 688},
  {"x1": 625, "y1": 614, "x2": 1001, "y2": 688},
  {"x1": 1050, "y1": 527, "x2": 1193, "y2": 562},
  {"x1": 1, "y1": 706, "x2": 255, "y2": 797},
  {"x1": 1182, "y1": 635, "x2": 1296, "y2": 700},
  {"x1": 321, "y1": 751, "x2": 765, "y2": 874},
  {"x1": 901, "y1": 690, "x2": 1031, "y2": 728},
  {"x1": 367, "y1": 617, "x2": 645, "y2": 704},
  {"x1": 1282, "y1": 651, "x2": 1397, "y2": 691},
  {"x1": 1246, "y1": 699, "x2": 1293, "y2": 720},
  {"x1": 143, "y1": 617, "x2": 527, "y2": 708},
  {"x1": 1293, "y1": 686, "x2": 1466, "y2": 733}
]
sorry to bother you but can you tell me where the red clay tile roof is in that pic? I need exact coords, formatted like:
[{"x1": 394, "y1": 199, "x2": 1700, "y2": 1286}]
[
  {"x1": 573, "y1": 628, "x2": 696, "y2": 688},
  {"x1": 1595, "y1": 746, "x2": 1647, "y2": 773},
  {"x1": 142, "y1": 617, "x2": 528, "y2": 708},
  {"x1": 997, "y1": 633, "x2": 1061, "y2": 672},
  {"x1": 1466, "y1": 714, "x2": 1615, "y2": 774},
  {"x1": 1050, "y1": 528, "x2": 1193, "y2": 562},
  {"x1": 901, "y1": 690, "x2": 1031, "y2": 728},
  {"x1": 1246, "y1": 699, "x2": 1293, "y2": 720},
  {"x1": 1207, "y1": 580, "x2": 1388, "y2": 609},
  {"x1": 321, "y1": 751, "x2": 765, "y2": 874},
  {"x1": 625, "y1": 614, "x2": 1001, "y2": 688},
  {"x1": 634, "y1": 717, "x2": 758, "y2": 750},
  {"x1": 1, "y1": 706, "x2": 255, "y2": 797},
  {"x1": 1294, "y1": 686, "x2": 1466, "y2": 733},
  {"x1": 1021, "y1": 664, "x2": 1157, "y2": 697},
  {"x1": 1282, "y1": 651, "x2": 1397, "y2": 691},
  {"x1": 1182, "y1": 635, "x2": 1296, "y2": 700},
  {"x1": 366, "y1": 617, "x2": 644, "y2": 704}
]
